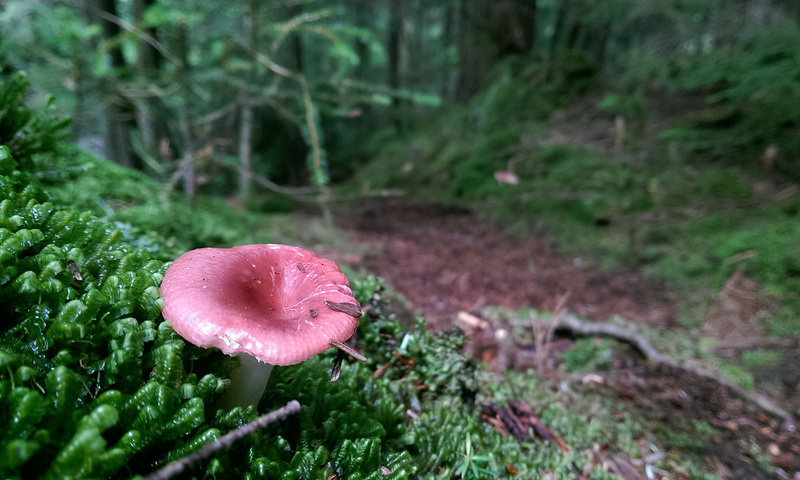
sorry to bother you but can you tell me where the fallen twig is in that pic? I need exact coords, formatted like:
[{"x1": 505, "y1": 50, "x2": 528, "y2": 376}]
[
  {"x1": 141, "y1": 400, "x2": 301, "y2": 480},
  {"x1": 481, "y1": 398, "x2": 570, "y2": 452},
  {"x1": 551, "y1": 313, "x2": 796, "y2": 432},
  {"x1": 530, "y1": 293, "x2": 569, "y2": 373}
]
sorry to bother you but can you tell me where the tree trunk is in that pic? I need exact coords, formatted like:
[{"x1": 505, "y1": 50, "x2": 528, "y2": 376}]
[
  {"x1": 131, "y1": 0, "x2": 161, "y2": 168},
  {"x1": 440, "y1": 2, "x2": 458, "y2": 100},
  {"x1": 132, "y1": 0, "x2": 161, "y2": 74},
  {"x1": 387, "y1": 0, "x2": 405, "y2": 130},
  {"x1": 238, "y1": 105, "x2": 254, "y2": 200},
  {"x1": 71, "y1": 0, "x2": 101, "y2": 145},
  {"x1": 175, "y1": 21, "x2": 196, "y2": 208},
  {"x1": 238, "y1": 0, "x2": 258, "y2": 200},
  {"x1": 548, "y1": 0, "x2": 571, "y2": 62},
  {"x1": 388, "y1": 0, "x2": 403, "y2": 107},
  {"x1": 456, "y1": 0, "x2": 537, "y2": 101},
  {"x1": 565, "y1": 0, "x2": 585, "y2": 51},
  {"x1": 354, "y1": 2, "x2": 370, "y2": 81},
  {"x1": 97, "y1": 0, "x2": 140, "y2": 169},
  {"x1": 70, "y1": 36, "x2": 89, "y2": 141}
]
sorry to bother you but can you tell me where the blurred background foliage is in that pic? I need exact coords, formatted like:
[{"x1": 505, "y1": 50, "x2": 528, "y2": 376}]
[{"x1": 2, "y1": 0, "x2": 798, "y2": 186}]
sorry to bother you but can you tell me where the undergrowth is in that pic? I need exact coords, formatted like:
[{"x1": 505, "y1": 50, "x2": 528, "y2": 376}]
[{"x1": 34, "y1": 146, "x2": 282, "y2": 258}]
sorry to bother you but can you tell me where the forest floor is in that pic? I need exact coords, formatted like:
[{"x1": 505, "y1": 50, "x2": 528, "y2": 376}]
[{"x1": 327, "y1": 199, "x2": 800, "y2": 479}]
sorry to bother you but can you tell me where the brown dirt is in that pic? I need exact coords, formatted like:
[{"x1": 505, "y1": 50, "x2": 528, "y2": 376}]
[
  {"x1": 337, "y1": 199, "x2": 799, "y2": 479},
  {"x1": 608, "y1": 362, "x2": 800, "y2": 479},
  {"x1": 345, "y1": 201, "x2": 677, "y2": 331}
]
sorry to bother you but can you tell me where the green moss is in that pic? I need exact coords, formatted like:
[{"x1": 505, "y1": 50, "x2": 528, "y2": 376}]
[
  {"x1": 740, "y1": 350, "x2": 784, "y2": 368},
  {"x1": 560, "y1": 338, "x2": 614, "y2": 373}
]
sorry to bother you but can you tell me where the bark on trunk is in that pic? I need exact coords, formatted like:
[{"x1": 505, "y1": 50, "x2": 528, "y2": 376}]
[
  {"x1": 175, "y1": 21, "x2": 195, "y2": 208},
  {"x1": 440, "y1": 2, "x2": 458, "y2": 100},
  {"x1": 238, "y1": 0, "x2": 258, "y2": 200},
  {"x1": 456, "y1": 0, "x2": 537, "y2": 101},
  {"x1": 388, "y1": 0, "x2": 403, "y2": 106},
  {"x1": 97, "y1": 0, "x2": 140, "y2": 169},
  {"x1": 238, "y1": 105, "x2": 254, "y2": 200},
  {"x1": 131, "y1": 0, "x2": 161, "y2": 166}
]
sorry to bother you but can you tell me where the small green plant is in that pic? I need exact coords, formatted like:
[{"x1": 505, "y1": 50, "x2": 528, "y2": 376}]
[
  {"x1": 561, "y1": 338, "x2": 614, "y2": 373},
  {"x1": 740, "y1": 350, "x2": 784, "y2": 368},
  {"x1": 597, "y1": 90, "x2": 647, "y2": 135},
  {"x1": 718, "y1": 362, "x2": 755, "y2": 389},
  {"x1": 455, "y1": 434, "x2": 498, "y2": 479}
]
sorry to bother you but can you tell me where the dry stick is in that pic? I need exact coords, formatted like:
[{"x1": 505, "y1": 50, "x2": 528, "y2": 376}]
[
  {"x1": 270, "y1": 9, "x2": 335, "y2": 54},
  {"x1": 75, "y1": 3, "x2": 182, "y2": 66},
  {"x1": 550, "y1": 313, "x2": 797, "y2": 432},
  {"x1": 329, "y1": 339, "x2": 368, "y2": 362},
  {"x1": 531, "y1": 293, "x2": 569, "y2": 373},
  {"x1": 210, "y1": 156, "x2": 404, "y2": 201},
  {"x1": 209, "y1": 158, "x2": 319, "y2": 196},
  {"x1": 249, "y1": 49, "x2": 323, "y2": 187},
  {"x1": 161, "y1": 150, "x2": 195, "y2": 200},
  {"x1": 247, "y1": 46, "x2": 333, "y2": 222},
  {"x1": 141, "y1": 400, "x2": 301, "y2": 480}
]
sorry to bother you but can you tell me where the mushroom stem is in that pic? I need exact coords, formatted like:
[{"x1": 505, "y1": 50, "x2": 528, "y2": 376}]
[{"x1": 217, "y1": 354, "x2": 274, "y2": 410}]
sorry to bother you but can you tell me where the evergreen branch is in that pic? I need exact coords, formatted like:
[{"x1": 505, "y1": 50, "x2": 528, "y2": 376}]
[
  {"x1": 248, "y1": 47, "x2": 324, "y2": 187},
  {"x1": 141, "y1": 400, "x2": 301, "y2": 480},
  {"x1": 299, "y1": 24, "x2": 343, "y2": 45},
  {"x1": 62, "y1": 0, "x2": 182, "y2": 66},
  {"x1": 209, "y1": 157, "x2": 320, "y2": 196},
  {"x1": 271, "y1": 9, "x2": 335, "y2": 54}
]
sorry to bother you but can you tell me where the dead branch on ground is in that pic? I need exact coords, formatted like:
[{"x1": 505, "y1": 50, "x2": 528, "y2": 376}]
[
  {"x1": 530, "y1": 293, "x2": 569, "y2": 373},
  {"x1": 547, "y1": 313, "x2": 796, "y2": 432},
  {"x1": 141, "y1": 400, "x2": 301, "y2": 480}
]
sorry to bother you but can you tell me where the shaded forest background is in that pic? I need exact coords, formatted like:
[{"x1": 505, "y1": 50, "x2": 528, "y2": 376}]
[{"x1": 4, "y1": 0, "x2": 799, "y2": 198}]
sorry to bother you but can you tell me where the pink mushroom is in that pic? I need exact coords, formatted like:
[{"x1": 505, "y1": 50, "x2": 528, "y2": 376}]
[
  {"x1": 493, "y1": 170, "x2": 519, "y2": 185},
  {"x1": 160, "y1": 244, "x2": 362, "y2": 409}
]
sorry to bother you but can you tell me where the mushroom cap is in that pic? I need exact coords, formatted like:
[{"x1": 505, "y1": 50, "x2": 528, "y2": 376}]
[{"x1": 160, "y1": 244, "x2": 361, "y2": 366}]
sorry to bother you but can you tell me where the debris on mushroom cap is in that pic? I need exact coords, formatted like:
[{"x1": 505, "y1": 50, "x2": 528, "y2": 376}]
[{"x1": 160, "y1": 244, "x2": 362, "y2": 366}]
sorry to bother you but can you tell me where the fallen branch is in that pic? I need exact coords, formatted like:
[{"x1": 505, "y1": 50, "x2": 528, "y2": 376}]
[
  {"x1": 141, "y1": 400, "x2": 301, "y2": 480},
  {"x1": 482, "y1": 398, "x2": 570, "y2": 452},
  {"x1": 530, "y1": 293, "x2": 569, "y2": 373},
  {"x1": 542, "y1": 314, "x2": 796, "y2": 432}
]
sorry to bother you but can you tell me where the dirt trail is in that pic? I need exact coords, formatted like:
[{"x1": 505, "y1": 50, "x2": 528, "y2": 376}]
[
  {"x1": 337, "y1": 200, "x2": 799, "y2": 479},
  {"x1": 345, "y1": 201, "x2": 676, "y2": 331}
]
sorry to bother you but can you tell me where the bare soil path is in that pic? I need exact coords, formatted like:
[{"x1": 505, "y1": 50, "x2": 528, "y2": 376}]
[
  {"x1": 337, "y1": 199, "x2": 799, "y2": 479},
  {"x1": 345, "y1": 200, "x2": 676, "y2": 331}
]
